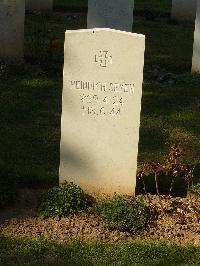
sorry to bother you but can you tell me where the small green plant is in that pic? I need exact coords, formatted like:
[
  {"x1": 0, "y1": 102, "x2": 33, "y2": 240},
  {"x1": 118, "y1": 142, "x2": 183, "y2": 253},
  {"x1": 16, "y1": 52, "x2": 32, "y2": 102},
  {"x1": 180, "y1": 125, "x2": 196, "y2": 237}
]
[
  {"x1": 96, "y1": 194, "x2": 150, "y2": 234},
  {"x1": 189, "y1": 183, "x2": 200, "y2": 196},
  {"x1": 0, "y1": 162, "x2": 17, "y2": 208},
  {"x1": 38, "y1": 181, "x2": 94, "y2": 218}
]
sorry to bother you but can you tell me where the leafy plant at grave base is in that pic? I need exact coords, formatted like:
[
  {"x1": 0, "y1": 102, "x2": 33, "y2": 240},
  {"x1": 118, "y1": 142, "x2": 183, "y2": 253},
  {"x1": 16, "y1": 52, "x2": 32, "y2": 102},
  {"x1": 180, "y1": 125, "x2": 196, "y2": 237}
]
[
  {"x1": 38, "y1": 181, "x2": 94, "y2": 218},
  {"x1": 137, "y1": 145, "x2": 195, "y2": 211},
  {"x1": 189, "y1": 183, "x2": 200, "y2": 196},
  {"x1": 95, "y1": 194, "x2": 151, "y2": 234},
  {"x1": 137, "y1": 145, "x2": 195, "y2": 196},
  {"x1": 0, "y1": 161, "x2": 17, "y2": 208}
]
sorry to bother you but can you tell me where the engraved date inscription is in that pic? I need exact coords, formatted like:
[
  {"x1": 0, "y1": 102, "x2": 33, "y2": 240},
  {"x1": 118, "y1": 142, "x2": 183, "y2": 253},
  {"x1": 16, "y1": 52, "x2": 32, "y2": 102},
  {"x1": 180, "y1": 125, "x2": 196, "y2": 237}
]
[
  {"x1": 80, "y1": 94, "x2": 124, "y2": 106},
  {"x1": 80, "y1": 94, "x2": 123, "y2": 117},
  {"x1": 81, "y1": 106, "x2": 121, "y2": 117}
]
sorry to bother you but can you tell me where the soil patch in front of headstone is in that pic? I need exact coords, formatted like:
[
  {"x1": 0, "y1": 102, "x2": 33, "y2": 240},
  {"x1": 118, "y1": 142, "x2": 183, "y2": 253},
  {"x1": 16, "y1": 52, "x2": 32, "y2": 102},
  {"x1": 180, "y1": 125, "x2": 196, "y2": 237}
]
[{"x1": 0, "y1": 189, "x2": 199, "y2": 245}]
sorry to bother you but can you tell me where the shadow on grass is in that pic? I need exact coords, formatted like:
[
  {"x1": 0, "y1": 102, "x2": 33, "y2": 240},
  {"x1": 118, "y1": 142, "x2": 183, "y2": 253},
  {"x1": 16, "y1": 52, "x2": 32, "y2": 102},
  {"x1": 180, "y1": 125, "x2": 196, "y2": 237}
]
[
  {"x1": 138, "y1": 75, "x2": 200, "y2": 163},
  {"x1": 142, "y1": 80, "x2": 199, "y2": 118},
  {"x1": 0, "y1": 74, "x2": 99, "y2": 190},
  {"x1": 0, "y1": 75, "x2": 61, "y2": 188}
]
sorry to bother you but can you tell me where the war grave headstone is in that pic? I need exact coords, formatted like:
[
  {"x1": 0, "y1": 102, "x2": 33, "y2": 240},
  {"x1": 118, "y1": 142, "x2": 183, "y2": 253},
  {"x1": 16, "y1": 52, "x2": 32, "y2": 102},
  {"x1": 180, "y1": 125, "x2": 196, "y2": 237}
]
[
  {"x1": 60, "y1": 29, "x2": 145, "y2": 196},
  {"x1": 87, "y1": 0, "x2": 134, "y2": 32},
  {"x1": 192, "y1": 0, "x2": 200, "y2": 72},
  {"x1": 26, "y1": 0, "x2": 53, "y2": 11},
  {"x1": 0, "y1": 0, "x2": 25, "y2": 61},
  {"x1": 171, "y1": 0, "x2": 197, "y2": 21}
]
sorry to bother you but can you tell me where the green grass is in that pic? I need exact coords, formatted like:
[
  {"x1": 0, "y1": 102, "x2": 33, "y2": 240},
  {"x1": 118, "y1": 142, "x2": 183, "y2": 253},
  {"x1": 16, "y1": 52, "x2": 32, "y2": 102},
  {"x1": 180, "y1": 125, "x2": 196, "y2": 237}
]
[
  {"x1": 0, "y1": 76, "x2": 61, "y2": 187},
  {"x1": 53, "y1": 0, "x2": 171, "y2": 14},
  {"x1": 135, "y1": 0, "x2": 171, "y2": 18},
  {"x1": 0, "y1": 235, "x2": 200, "y2": 266},
  {"x1": 0, "y1": 77, "x2": 61, "y2": 186},
  {"x1": 134, "y1": 17, "x2": 195, "y2": 72},
  {"x1": 54, "y1": 0, "x2": 87, "y2": 10},
  {"x1": 139, "y1": 75, "x2": 200, "y2": 164}
]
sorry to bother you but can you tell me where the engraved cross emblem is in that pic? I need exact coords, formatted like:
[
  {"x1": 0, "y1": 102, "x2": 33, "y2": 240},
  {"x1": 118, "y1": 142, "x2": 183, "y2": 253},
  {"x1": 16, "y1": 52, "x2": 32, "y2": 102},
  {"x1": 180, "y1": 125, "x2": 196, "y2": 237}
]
[{"x1": 95, "y1": 50, "x2": 113, "y2": 67}]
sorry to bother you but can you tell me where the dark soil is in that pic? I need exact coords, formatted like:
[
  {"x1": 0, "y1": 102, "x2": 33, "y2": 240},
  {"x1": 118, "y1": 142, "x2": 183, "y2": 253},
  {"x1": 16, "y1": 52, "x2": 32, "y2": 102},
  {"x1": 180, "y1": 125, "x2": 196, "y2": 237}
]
[{"x1": 0, "y1": 189, "x2": 199, "y2": 245}]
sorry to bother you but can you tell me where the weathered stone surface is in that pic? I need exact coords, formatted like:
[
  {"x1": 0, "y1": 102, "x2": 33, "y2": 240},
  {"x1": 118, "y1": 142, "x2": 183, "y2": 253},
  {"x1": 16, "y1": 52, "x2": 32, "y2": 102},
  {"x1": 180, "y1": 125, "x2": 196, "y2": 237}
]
[
  {"x1": 87, "y1": 0, "x2": 134, "y2": 32},
  {"x1": 0, "y1": 0, "x2": 25, "y2": 61},
  {"x1": 26, "y1": 0, "x2": 53, "y2": 11},
  {"x1": 60, "y1": 29, "x2": 145, "y2": 196},
  {"x1": 192, "y1": 0, "x2": 200, "y2": 72},
  {"x1": 171, "y1": 0, "x2": 197, "y2": 21}
]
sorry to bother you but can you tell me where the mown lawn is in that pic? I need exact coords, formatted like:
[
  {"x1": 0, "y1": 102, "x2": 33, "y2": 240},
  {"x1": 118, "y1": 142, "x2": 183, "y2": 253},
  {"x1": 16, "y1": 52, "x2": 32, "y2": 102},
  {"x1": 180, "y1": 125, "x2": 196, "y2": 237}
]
[
  {"x1": 0, "y1": 235, "x2": 200, "y2": 266},
  {"x1": 54, "y1": 0, "x2": 87, "y2": 10},
  {"x1": 54, "y1": 0, "x2": 171, "y2": 15}
]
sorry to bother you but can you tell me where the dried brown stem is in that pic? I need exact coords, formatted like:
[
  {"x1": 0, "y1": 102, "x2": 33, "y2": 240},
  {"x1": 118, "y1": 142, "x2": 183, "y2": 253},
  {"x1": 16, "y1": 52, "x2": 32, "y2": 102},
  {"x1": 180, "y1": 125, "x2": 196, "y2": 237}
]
[
  {"x1": 169, "y1": 177, "x2": 175, "y2": 196},
  {"x1": 154, "y1": 173, "x2": 165, "y2": 214},
  {"x1": 142, "y1": 179, "x2": 151, "y2": 205}
]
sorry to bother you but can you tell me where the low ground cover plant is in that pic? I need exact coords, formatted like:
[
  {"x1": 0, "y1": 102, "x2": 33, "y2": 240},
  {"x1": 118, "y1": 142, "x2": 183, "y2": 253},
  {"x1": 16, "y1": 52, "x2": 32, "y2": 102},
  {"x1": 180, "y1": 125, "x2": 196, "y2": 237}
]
[
  {"x1": 189, "y1": 183, "x2": 200, "y2": 196},
  {"x1": 95, "y1": 194, "x2": 151, "y2": 234},
  {"x1": 38, "y1": 181, "x2": 94, "y2": 218},
  {"x1": 38, "y1": 183, "x2": 151, "y2": 234}
]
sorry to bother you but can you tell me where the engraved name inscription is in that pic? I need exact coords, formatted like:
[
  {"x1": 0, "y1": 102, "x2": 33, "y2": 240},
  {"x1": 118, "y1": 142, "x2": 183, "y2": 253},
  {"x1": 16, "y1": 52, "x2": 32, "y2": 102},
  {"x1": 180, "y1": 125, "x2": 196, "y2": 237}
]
[
  {"x1": 70, "y1": 80, "x2": 135, "y2": 94},
  {"x1": 69, "y1": 80, "x2": 135, "y2": 118}
]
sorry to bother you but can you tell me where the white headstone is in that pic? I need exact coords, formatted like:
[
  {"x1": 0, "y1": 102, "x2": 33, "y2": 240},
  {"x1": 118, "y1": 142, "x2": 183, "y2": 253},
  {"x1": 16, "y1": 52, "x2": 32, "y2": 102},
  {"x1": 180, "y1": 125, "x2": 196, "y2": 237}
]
[
  {"x1": 0, "y1": 0, "x2": 25, "y2": 61},
  {"x1": 26, "y1": 0, "x2": 53, "y2": 11},
  {"x1": 171, "y1": 0, "x2": 197, "y2": 21},
  {"x1": 60, "y1": 29, "x2": 145, "y2": 196},
  {"x1": 192, "y1": 0, "x2": 200, "y2": 72},
  {"x1": 87, "y1": 0, "x2": 134, "y2": 32}
]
